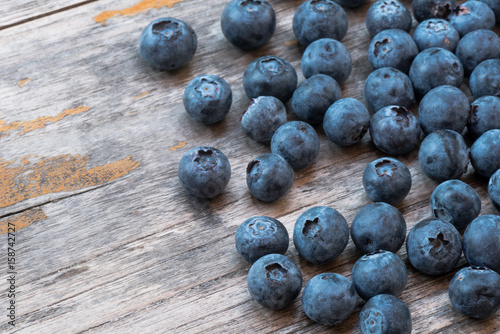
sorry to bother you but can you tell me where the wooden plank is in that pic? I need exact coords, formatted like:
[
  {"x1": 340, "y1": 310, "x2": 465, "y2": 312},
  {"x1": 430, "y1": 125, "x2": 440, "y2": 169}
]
[{"x1": 0, "y1": 0, "x2": 499, "y2": 333}]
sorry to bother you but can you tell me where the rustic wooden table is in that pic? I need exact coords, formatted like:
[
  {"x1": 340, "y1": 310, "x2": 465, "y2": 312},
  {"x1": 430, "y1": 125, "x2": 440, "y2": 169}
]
[{"x1": 1, "y1": 0, "x2": 499, "y2": 332}]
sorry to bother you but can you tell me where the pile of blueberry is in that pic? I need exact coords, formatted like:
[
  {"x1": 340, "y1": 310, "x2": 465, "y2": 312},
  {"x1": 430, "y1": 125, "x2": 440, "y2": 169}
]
[{"x1": 139, "y1": 0, "x2": 500, "y2": 331}]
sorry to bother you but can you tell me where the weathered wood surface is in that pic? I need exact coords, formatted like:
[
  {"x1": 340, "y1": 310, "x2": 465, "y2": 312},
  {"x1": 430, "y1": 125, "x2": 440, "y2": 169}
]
[{"x1": 0, "y1": 0, "x2": 499, "y2": 332}]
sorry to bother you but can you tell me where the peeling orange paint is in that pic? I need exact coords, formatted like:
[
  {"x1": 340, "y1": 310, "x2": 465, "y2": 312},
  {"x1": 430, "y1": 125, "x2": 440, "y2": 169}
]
[
  {"x1": 18, "y1": 78, "x2": 30, "y2": 87},
  {"x1": 0, "y1": 155, "x2": 140, "y2": 209},
  {"x1": 133, "y1": 91, "x2": 150, "y2": 100},
  {"x1": 0, "y1": 208, "x2": 47, "y2": 235},
  {"x1": 0, "y1": 106, "x2": 89, "y2": 138},
  {"x1": 94, "y1": 0, "x2": 183, "y2": 25},
  {"x1": 132, "y1": 211, "x2": 139, "y2": 215},
  {"x1": 285, "y1": 40, "x2": 298, "y2": 46},
  {"x1": 169, "y1": 141, "x2": 187, "y2": 151}
]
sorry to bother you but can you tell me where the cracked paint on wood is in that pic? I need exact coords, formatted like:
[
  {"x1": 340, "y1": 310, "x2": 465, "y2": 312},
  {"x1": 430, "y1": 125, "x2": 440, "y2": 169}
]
[
  {"x1": 0, "y1": 208, "x2": 47, "y2": 235},
  {"x1": 94, "y1": 0, "x2": 184, "y2": 25}
]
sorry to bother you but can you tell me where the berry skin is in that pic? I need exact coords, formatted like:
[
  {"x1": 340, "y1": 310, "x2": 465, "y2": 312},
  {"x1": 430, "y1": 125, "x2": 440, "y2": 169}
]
[
  {"x1": 409, "y1": 48, "x2": 464, "y2": 98},
  {"x1": 293, "y1": 0, "x2": 348, "y2": 47},
  {"x1": 468, "y1": 96, "x2": 500, "y2": 139},
  {"x1": 418, "y1": 129, "x2": 469, "y2": 183},
  {"x1": 406, "y1": 218, "x2": 462, "y2": 275},
  {"x1": 469, "y1": 59, "x2": 500, "y2": 99},
  {"x1": 368, "y1": 29, "x2": 418, "y2": 73},
  {"x1": 417, "y1": 85, "x2": 469, "y2": 135},
  {"x1": 430, "y1": 180, "x2": 481, "y2": 230},
  {"x1": 478, "y1": 0, "x2": 500, "y2": 23},
  {"x1": 350, "y1": 202, "x2": 407, "y2": 254},
  {"x1": 247, "y1": 254, "x2": 302, "y2": 310},
  {"x1": 246, "y1": 153, "x2": 294, "y2": 202},
  {"x1": 351, "y1": 250, "x2": 407, "y2": 301},
  {"x1": 463, "y1": 215, "x2": 500, "y2": 273},
  {"x1": 302, "y1": 273, "x2": 358, "y2": 326},
  {"x1": 183, "y1": 75, "x2": 232, "y2": 124},
  {"x1": 235, "y1": 216, "x2": 289, "y2": 264},
  {"x1": 455, "y1": 29, "x2": 500, "y2": 75},
  {"x1": 301, "y1": 38, "x2": 352, "y2": 84},
  {"x1": 271, "y1": 121, "x2": 320, "y2": 170},
  {"x1": 369, "y1": 105, "x2": 421, "y2": 156},
  {"x1": 139, "y1": 18, "x2": 197, "y2": 71},
  {"x1": 323, "y1": 98, "x2": 370, "y2": 147},
  {"x1": 362, "y1": 157, "x2": 412, "y2": 205},
  {"x1": 333, "y1": 0, "x2": 367, "y2": 8},
  {"x1": 412, "y1": 0, "x2": 456, "y2": 22},
  {"x1": 291, "y1": 74, "x2": 341, "y2": 125},
  {"x1": 365, "y1": 0, "x2": 412, "y2": 37},
  {"x1": 293, "y1": 206, "x2": 349, "y2": 264},
  {"x1": 359, "y1": 294, "x2": 412, "y2": 334},
  {"x1": 243, "y1": 55, "x2": 298, "y2": 103},
  {"x1": 449, "y1": 0, "x2": 495, "y2": 37},
  {"x1": 240, "y1": 96, "x2": 287, "y2": 143},
  {"x1": 413, "y1": 19, "x2": 460, "y2": 52},
  {"x1": 470, "y1": 129, "x2": 500, "y2": 178},
  {"x1": 449, "y1": 266, "x2": 500, "y2": 318},
  {"x1": 363, "y1": 67, "x2": 415, "y2": 113},
  {"x1": 178, "y1": 146, "x2": 231, "y2": 198},
  {"x1": 220, "y1": 0, "x2": 276, "y2": 50},
  {"x1": 489, "y1": 169, "x2": 500, "y2": 211}
]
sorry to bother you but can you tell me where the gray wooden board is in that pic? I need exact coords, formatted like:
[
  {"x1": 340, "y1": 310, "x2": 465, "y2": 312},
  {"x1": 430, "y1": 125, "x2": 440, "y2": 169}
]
[{"x1": 0, "y1": 0, "x2": 499, "y2": 332}]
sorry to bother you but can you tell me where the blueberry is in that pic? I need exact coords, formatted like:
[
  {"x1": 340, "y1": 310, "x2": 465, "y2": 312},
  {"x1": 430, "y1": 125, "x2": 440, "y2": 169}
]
[
  {"x1": 302, "y1": 273, "x2": 358, "y2": 326},
  {"x1": 352, "y1": 250, "x2": 407, "y2": 301},
  {"x1": 301, "y1": 38, "x2": 352, "y2": 84},
  {"x1": 409, "y1": 48, "x2": 464, "y2": 98},
  {"x1": 323, "y1": 98, "x2": 370, "y2": 146},
  {"x1": 365, "y1": 0, "x2": 412, "y2": 37},
  {"x1": 271, "y1": 121, "x2": 320, "y2": 170},
  {"x1": 455, "y1": 29, "x2": 500, "y2": 75},
  {"x1": 369, "y1": 106, "x2": 421, "y2": 156},
  {"x1": 293, "y1": 0, "x2": 348, "y2": 47},
  {"x1": 350, "y1": 202, "x2": 407, "y2": 254},
  {"x1": 363, "y1": 67, "x2": 415, "y2": 113},
  {"x1": 489, "y1": 169, "x2": 500, "y2": 211},
  {"x1": 293, "y1": 206, "x2": 349, "y2": 264},
  {"x1": 417, "y1": 85, "x2": 469, "y2": 135},
  {"x1": 418, "y1": 129, "x2": 469, "y2": 183},
  {"x1": 468, "y1": 96, "x2": 500, "y2": 139},
  {"x1": 240, "y1": 96, "x2": 287, "y2": 143},
  {"x1": 449, "y1": 266, "x2": 500, "y2": 318},
  {"x1": 478, "y1": 0, "x2": 500, "y2": 23},
  {"x1": 469, "y1": 59, "x2": 500, "y2": 99},
  {"x1": 449, "y1": 0, "x2": 495, "y2": 37},
  {"x1": 291, "y1": 74, "x2": 342, "y2": 125},
  {"x1": 243, "y1": 55, "x2": 298, "y2": 103},
  {"x1": 246, "y1": 153, "x2": 294, "y2": 202},
  {"x1": 470, "y1": 129, "x2": 500, "y2": 178},
  {"x1": 183, "y1": 75, "x2": 232, "y2": 124},
  {"x1": 235, "y1": 216, "x2": 289, "y2": 263},
  {"x1": 430, "y1": 180, "x2": 481, "y2": 230},
  {"x1": 333, "y1": 0, "x2": 367, "y2": 8},
  {"x1": 178, "y1": 146, "x2": 231, "y2": 198},
  {"x1": 220, "y1": 0, "x2": 276, "y2": 50},
  {"x1": 412, "y1": 0, "x2": 456, "y2": 22},
  {"x1": 463, "y1": 215, "x2": 500, "y2": 273},
  {"x1": 247, "y1": 254, "x2": 302, "y2": 310},
  {"x1": 139, "y1": 18, "x2": 197, "y2": 71},
  {"x1": 406, "y1": 218, "x2": 462, "y2": 275},
  {"x1": 368, "y1": 29, "x2": 418, "y2": 73},
  {"x1": 362, "y1": 157, "x2": 412, "y2": 205},
  {"x1": 413, "y1": 19, "x2": 460, "y2": 52},
  {"x1": 359, "y1": 294, "x2": 412, "y2": 334}
]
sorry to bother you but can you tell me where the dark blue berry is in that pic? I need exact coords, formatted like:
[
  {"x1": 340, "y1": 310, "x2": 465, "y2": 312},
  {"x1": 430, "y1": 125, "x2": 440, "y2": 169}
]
[
  {"x1": 368, "y1": 29, "x2": 418, "y2": 73},
  {"x1": 365, "y1": 0, "x2": 412, "y2": 37},
  {"x1": 139, "y1": 18, "x2": 197, "y2": 71},
  {"x1": 178, "y1": 146, "x2": 231, "y2": 198},
  {"x1": 293, "y1": 206, "x2": 349, "y2": 264},
  {"x1": 489, "y1": 169, "x2": 500, "y2": 211},
  {"x1": 449, "y1": 0, "x2": 495, "y2": 37},
  {"x1": 455, "y1": 29, "x2": 500, "y2": 75},
  {"x1": 469, "y1": 59, "x2": 500, "y2": 99},
  {"x1": 468, "y1": 96, "x2": 500, "y2": 139},
  {"x1": 293, "y1": 0, "x2": 348, "y2": 47},
  {"x1": 413, "y1": 19, "x2": 460, "y2": 52},
  {"x1": 235, "y1": 216, "x2": 289, "y2": 263},
  {"x1": 323, "y1": 98, "x2": 370, "y2": 146},
  {"x1": 478, "y1": 0, "x2": 500, "y2": 23},
  {"x1": 271, "y1": 121, "x2": 320, "y2": 170},
  {"x1": 240, "y1": 96, "x2": 287, "y2": 143},
  {"x1": 246, "y1": 153, "x2": 294, "y2": 202},
  {"x1": 243, "y1": 55, "x2": 298, "y2": 103},
  {"x1": 247, "y1": 254, "x2": 302, "y2": 309},
  {"x1": 412, "y1": 0, "x2": 456, "y2": 22},
  {"x1": 291, "y1": 74, "x2": 341, "y2": 125},
  {"x1": 359, "y1": 294, "x2": 412, "y2": 334},
  {"x1": 220, "y1": 0, "x2": 276, "y2": 50},
  {"x1": 406, "y1": 218, "x2": 462, "y2": 275},
  {"x1": 463, "y1": 215, "x2": 500, "y2": 273},
  {"x1": 470, "y1": 129, "x2": 500, "y2": 178}
]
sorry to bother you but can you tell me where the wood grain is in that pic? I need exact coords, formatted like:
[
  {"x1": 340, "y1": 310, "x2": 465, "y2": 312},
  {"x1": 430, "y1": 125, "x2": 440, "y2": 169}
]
[{"x1": 0, "y1": 0, "x2": 499, "y2": 333}]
